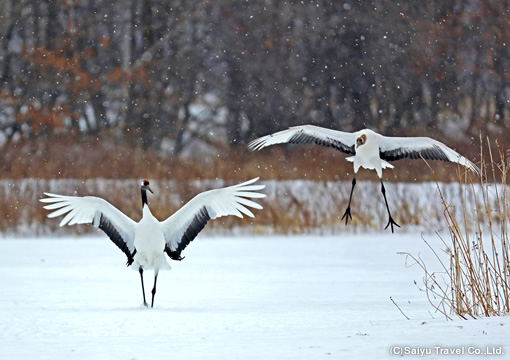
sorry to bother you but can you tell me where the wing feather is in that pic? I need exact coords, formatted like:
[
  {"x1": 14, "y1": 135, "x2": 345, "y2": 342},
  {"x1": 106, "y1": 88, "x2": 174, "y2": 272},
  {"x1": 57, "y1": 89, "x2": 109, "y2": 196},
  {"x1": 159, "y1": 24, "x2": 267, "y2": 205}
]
[
  {"x1": 162, "y1": 178, "x2": 265, "y2": 261},
  {"x1": 47, "y1": 204, "x2": 75, "y2": 219},
  {"x1": 378, "y1": 135, "x2": 480, "y2": 175},
  {"x1": 248, "y1": 125, "x2": 355, "y2": 155},
  {"x1": 232, "y1": 197, "x2": 263, "y2": 210},
  {"x1": 40, "y1": 193, "x2": 137, "y2": 265}
]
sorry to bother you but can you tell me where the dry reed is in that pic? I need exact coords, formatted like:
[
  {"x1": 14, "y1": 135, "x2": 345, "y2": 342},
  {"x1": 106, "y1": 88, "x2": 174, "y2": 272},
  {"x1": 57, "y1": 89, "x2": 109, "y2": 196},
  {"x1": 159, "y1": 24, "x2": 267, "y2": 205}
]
[{"x1": 400, "y1": 137, "x2": 510, "y2": 319}]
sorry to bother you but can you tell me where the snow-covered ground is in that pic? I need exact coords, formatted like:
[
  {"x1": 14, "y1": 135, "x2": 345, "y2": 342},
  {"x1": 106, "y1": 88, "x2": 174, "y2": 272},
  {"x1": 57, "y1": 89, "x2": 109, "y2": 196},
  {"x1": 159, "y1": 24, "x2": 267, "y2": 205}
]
[{"x1": 0, "y1": 234, "x2": 508, "y2": 359}]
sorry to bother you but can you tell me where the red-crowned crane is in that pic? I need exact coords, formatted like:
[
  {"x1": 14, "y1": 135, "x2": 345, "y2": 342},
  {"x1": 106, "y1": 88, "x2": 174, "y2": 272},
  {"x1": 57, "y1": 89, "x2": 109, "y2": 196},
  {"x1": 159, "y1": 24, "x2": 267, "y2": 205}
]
[
  {"x1": 40, "y1": 178, "x2": 266, "y2": 307},
  {"x1": 248, "y1": 125, "x2": 479, "y2": 232}
]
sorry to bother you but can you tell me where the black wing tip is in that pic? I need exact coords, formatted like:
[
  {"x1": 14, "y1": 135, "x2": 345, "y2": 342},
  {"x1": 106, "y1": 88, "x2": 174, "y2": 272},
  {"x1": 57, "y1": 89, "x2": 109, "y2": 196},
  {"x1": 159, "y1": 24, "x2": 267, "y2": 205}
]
[
  {"x1": 125, "y1": 249, "x2": 136, "y2": 266},
  {"x1": 165, "y1": 248, "x2": 185, "y2": 261},
  {"x1": 165, "y1": 207, "x2": 211, "y2": 261},
  {"x1": 98, "y1": 214, "x2": 134, "y2": 265}
]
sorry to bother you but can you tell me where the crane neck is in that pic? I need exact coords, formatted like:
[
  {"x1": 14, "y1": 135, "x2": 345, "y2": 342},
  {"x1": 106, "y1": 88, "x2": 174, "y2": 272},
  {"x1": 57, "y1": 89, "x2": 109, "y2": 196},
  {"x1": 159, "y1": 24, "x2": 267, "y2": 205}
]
[{"x1": 141, "y1": 188, "x2": 149, "y2": 208}]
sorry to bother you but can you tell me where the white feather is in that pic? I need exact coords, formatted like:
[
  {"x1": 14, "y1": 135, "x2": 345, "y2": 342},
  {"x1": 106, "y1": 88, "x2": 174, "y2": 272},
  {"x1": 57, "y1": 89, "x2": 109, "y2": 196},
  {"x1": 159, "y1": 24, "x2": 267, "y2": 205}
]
[
  {"x1": 161, "y1": 177, "x2": 266, "y2": 252},
  {"x1": 41, "y1": 194, "x2": 137, "y2": 252},
  {"x1": 376, "y1": 133, "x2": 480, "y2": 175},
  {"x1": 249, "y1": 126, "x2": 479, "y2": 177},
  {"x1": 40, "y1": 178, "x2": 266, "y2": 270},
  {"x1": 248, "y1": 125, "x2": 355, "y2": 151}
]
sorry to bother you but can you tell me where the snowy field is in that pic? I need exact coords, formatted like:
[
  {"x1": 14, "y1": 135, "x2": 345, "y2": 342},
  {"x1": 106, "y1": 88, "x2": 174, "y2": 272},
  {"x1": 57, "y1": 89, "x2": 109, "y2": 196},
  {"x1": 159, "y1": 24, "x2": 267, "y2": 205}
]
[{"x1": 0, "y1": 233, "x2": 508, "y2": 360}]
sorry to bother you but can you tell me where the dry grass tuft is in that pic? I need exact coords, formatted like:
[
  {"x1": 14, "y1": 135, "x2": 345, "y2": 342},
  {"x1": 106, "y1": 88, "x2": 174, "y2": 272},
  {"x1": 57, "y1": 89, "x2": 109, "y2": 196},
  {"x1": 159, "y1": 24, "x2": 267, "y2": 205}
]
[{"x1": 400, "y1": 137, "x2": 510, "y2": 319}]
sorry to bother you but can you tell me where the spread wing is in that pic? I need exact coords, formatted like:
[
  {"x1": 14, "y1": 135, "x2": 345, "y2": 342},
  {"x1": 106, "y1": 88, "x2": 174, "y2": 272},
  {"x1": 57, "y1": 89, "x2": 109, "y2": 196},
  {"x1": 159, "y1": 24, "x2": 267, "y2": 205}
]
[
  {"x1": 248, "y1": 125, "x2": 355, "y2": 155},
  {"x1": 40, "y1": 193, "x2": 137, "y2": 265},
  {"x1": 378, "y1": 135, "x2": 480, "y2": 176},
  {"x1": 161, "y1": 178, "x2": 265, "y2": 261}
]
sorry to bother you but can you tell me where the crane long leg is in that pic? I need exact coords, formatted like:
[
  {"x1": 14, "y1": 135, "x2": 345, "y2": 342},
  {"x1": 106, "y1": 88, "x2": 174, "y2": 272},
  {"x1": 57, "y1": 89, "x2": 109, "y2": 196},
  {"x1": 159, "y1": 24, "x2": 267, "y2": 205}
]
[
  {"x1": 151, "y1": 272, "x2": 158, "y2": 308},
  {"x1": 341, "y1": 174, "x2": 357, "y2": 225},
  {"x1": 380, "y1": 179, "x2": 400, "y2": 233},
  {"x1": 139, "y1": 267, "x2": 148, "y2": 307}
]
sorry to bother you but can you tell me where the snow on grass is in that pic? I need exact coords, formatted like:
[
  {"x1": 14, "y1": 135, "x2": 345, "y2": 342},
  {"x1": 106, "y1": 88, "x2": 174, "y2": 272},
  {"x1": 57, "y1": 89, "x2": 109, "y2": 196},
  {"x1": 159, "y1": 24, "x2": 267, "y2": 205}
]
[
  {"x1": 3, "y1": 178, "x2": 504, "y2": 235},
  {"x1": 0, "y1": 234, "x2": 508, "y2": 359}
]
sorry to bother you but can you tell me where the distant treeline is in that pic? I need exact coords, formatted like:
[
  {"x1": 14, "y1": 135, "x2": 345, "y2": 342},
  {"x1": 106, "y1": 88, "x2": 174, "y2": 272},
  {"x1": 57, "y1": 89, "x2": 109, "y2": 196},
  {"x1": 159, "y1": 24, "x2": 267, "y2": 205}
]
[{"x1": 0, "y1": 0, "x2": 508, "y2": 155}]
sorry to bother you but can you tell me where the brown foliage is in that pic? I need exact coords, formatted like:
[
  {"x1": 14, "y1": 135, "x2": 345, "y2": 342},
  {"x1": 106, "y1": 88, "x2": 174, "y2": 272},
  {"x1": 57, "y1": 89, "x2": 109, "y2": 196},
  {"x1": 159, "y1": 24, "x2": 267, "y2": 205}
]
[
  {"x1": 0, "y1": 133, "x2": 490, "y2": 237},
  {"x1": 0, "y1": 133, "x2": 481, "y2": 183}
]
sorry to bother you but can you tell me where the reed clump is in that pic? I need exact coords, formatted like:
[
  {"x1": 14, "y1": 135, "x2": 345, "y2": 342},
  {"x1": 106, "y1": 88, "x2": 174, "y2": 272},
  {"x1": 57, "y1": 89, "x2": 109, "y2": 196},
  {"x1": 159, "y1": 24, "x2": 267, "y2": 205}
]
[{"x1": 401, "y1": 137, "x2": 510, "y2": 319}]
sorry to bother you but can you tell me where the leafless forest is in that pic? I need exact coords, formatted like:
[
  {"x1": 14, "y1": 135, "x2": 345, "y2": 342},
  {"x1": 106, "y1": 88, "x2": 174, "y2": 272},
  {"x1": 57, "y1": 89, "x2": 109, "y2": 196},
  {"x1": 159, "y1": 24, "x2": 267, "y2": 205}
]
[
  {"x1": 0, "y1": 0, "x2": 509, "y2": 232},
  {"x1": 0, "y1": 0, "x2": 508, "y2": 176}
]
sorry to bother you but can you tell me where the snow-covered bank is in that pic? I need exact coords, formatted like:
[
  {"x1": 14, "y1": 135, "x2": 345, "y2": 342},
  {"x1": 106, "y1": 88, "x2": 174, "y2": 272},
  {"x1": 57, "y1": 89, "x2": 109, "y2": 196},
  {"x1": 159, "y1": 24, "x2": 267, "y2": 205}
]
[
  {"x1": 0, "y1": 178, "x2": 504, "y2": 235},
  {"x1": 0, "y1": 234, "x2": 507, "y2": 360}
]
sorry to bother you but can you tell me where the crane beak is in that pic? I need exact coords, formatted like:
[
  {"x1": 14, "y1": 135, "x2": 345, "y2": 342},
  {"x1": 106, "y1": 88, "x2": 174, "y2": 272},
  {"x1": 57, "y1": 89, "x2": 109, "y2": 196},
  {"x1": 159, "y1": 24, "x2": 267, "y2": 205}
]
[{"x1": 147, "y1": 186, "x2": 154, "y2": 194}]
